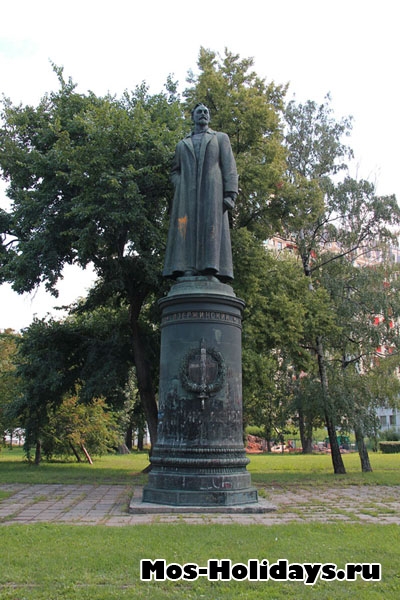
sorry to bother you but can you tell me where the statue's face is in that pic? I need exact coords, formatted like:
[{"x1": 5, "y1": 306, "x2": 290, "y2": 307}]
[{"x1": 193, "y1": 105, "x2": 210, "y2": 127}]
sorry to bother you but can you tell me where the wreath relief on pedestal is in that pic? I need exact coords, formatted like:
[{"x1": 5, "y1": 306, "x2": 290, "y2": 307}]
[{"x1": 180, "y1": 338, "x2": 226, "y2": 401}]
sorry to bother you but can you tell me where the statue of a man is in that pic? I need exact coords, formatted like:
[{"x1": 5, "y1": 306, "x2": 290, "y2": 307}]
[{"x1": 163, "y1": 103, "x2": 238, "y2": 282}]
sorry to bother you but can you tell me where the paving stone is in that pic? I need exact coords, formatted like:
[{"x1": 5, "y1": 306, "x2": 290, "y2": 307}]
[{"x1": 2, "y1": 483, "x2": 400, "y2": 526}]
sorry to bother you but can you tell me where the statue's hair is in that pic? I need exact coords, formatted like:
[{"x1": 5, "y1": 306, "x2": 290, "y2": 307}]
[{"x1": 191, "y1": 103, "x2": 210, "y2": 120}]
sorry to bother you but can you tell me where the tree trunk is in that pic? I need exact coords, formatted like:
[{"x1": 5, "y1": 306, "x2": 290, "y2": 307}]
[
  {"x1": 316, "y1": 336, "x2": 346, "y2": 474},
  {"x1": 324, "y1": 412, "x2": 346, "y2": 474},
  {"x1": 137, "y1": 429, "x2": 144, "y2": 451},
  {"x1": 264, "y1": 414, "x2": 274, "y2": 453},
  {"x1": 125, "y1": 424, "x2": 133, "y2": 450},
  {"x1": 129, "y1": 306, "x2": 158, "y2": 453},
  {"x1": 298, "y1": 406, "x2": 313, "y2": 453},
  {"x1": 302, "y1": 437, "x2": 313, "y2": 454},
  {"x1": 69, "y1": 442, "x2": 82, "y2": 462},
  {"x1": 301, "y1": 255, "x2": 346, "y2": 473},
  {"x1": 34, "y1": 440, "x2": 41, "y2": 466},
  {"x1": 355, "y1": 426, "x2": 373, "y2": 472}
]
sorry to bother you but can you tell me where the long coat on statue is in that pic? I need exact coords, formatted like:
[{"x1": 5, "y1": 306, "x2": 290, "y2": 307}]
[{"x1": 163, "y1": 128, "x2": 238, "y2": 281}]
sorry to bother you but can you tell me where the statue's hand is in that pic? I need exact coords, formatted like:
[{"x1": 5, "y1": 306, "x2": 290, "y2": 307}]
[{"x1": 223, "y1": 196, "x2": 235, "y2": 211}]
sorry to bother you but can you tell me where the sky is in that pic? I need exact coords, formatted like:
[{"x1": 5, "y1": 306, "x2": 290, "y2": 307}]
[{"x1": 1, "y1": 0, "x2": 399, "y2": 331}]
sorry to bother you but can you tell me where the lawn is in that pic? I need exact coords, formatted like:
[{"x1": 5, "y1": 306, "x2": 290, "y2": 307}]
[
  {"x1": 0, "y1": 522, "x2": 398, "y2": 599},
  {"x1": 248, "y1": 451, "x2": 400, "y2": 486},
  {"x1": 2, "y1": 446, "x2": 400, "y2": 486},
  {"x1": 1, "y1": 448, "x2": 399, "y2": 599},
  {"x1": 0, "y1": 448, "x2": 149, "y2": 485}
]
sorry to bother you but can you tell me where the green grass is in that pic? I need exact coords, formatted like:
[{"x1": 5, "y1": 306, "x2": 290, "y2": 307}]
[
  {"x1": 248, "y1": 452, "x2": 400, "y2": 486},
  {"x1": 1, "y1": 449, "x2": 400, "y2": 598},
  {"x1": 0, "y1": 523, "x2": 397, "y2": 599},
  {"x1": 2, "y1": 447, "x2": 400, "y2": 487},
  {"x1": 0, "y1": 448, "x2": 150, "y2": 485}
]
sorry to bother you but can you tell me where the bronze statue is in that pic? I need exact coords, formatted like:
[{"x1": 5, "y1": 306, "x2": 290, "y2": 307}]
[{"x1": 163, "y1": 103, "x2": 238, "y2": 282}]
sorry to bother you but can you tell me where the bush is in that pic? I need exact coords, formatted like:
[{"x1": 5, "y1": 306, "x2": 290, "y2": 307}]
[
  {"x1": 380, "y1": 429, "x2": 400, "y2": 441},
  {"x1": 379, "y1": 441, "x2": 400, "y2": 454},
  {"x1": 41, "y1": 396, "x2": 120, "y2": 462},
  {"x1": 245, "y1": 425, "x2": 265, "y2": 437}
]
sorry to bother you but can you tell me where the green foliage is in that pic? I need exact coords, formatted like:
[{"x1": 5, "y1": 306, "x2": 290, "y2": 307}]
[
  {"x1": 232, "y1": 227, "x2": 337, "y2": 436},
  {"x1": 110, "y1": 369, "x2": 148, "y2": 450},
  {"x1": 16, "y1": 307, "x2": 133, "y2": 405},
  {"x1": 244, "y1": 425, "x2": 265, "y2": 437},
  {"x1": 0, "y1": 69, "x2": 184, "y2": 296},
  {"x1": 291, "y1": 375, "x2": 326, "y2": 449},
  {"x1": 379, "y1": 429, "x2": 400, "y2": 442},
  {"x1": 285, "y1": 94, "x2": 354, "y2": 180},
  {"x1": 379, "y1": 441, "x2": 400, "y2": 454},
  {"x1": 184, "y1": 47, "x2": 288, "y2": 237},
  {"x1": 282, "y1": 95, "x2": 400, "y2": 273},
  {"x1": 0, "y1": 329, "x2": 22, "y2": 437},
  {"x1": 8, "y1": 306, "x2": 137, "y2": 459},
  {"x1": 0, "y1": 66, "x2": 185, "y2": 447},
  {"x1": 41, "y1": 395, "x2": 120, "y2": 461},
  {"x1": 1, "y1": 50, "x2": 399, "y2": 473},
  {"x1": 321, "y1": 254, "x2": 400, "y2": 444},
  {"x1": 279, "y1": 92, "x2": 400, "y2": 470}
]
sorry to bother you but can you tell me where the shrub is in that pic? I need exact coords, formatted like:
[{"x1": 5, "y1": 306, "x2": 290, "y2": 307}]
[
  {"x1": 380, "y1": 429, "x2": 400, "y2": 441},
  {"x1": 245, "y1": 425, "x2": 265, "y2": 437},
  {"x1": 379, "y1": 441, "x2": 400, "y2": 454},
  {"x1": 41, "y1": 396, "x2": 120, "y2": 461}
]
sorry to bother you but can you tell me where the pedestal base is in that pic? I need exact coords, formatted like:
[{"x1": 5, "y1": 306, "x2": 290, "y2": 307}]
[
  {"x1": 131, "y1": 487, "x2": 275, "y2": 514},
  {"x1": 143, "y1": 277, "x2": 258, "y2": 508},
  {"x1": 143, "y1": 459, "x2": 258, "y2": 506}
]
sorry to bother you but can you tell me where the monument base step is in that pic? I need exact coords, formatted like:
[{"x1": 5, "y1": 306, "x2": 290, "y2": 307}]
[{"x1": 129, "y1": 487, "x2": 276, "y2": 514}]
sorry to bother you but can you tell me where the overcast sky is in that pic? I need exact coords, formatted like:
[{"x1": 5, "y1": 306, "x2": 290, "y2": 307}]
[{"x1": 1, "y1": 0, "x2": 399, "y2": 331}]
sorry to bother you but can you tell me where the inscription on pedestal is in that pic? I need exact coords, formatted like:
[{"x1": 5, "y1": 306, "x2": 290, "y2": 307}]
[
  {"x1": 162, "y1": 310, "x2": 241, "y2": 326},
  {"x1": 158, "y1": 396, "x2": 242, "y2": 445}
]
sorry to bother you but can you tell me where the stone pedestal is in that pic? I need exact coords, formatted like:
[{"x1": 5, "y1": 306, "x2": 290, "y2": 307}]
[{"x1": 142, "y1": 277, "x2": 258, "y2": 507}]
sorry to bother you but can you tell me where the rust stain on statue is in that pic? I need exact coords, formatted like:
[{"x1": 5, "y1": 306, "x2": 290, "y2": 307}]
[{"x1": 178, "y1": 215, "x2": 188, "y2": 238}]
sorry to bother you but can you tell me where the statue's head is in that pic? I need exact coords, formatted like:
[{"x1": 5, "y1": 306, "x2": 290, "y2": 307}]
[{"x1": 191, "y1": 103, "x2": 210, "y2": 127}]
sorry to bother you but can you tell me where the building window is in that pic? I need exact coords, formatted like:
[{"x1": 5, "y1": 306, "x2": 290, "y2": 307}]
[
  {"x1": 380, "y1": 415, "x2": 388, "y2": 427},
  {"x1": 390, "y1": 414, "x2": 397, "y2": 426}
]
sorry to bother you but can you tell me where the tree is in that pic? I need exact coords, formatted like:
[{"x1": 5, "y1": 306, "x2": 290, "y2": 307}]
[
  {"x1": 291, "y1": 375, "x2": 325, "y2": 453},
  {"x1": 183, "y1": 49, "x2": 297, "y2": 434},
  {"x1": 1, "y1": 50, "x2": 290, "y2": 449},
  {"x1": 11, "y1": 304, "x2": 137, "y2": 461},
  {"x1": 3, "y1": 50, "x2": 396, "y2": 473},
  {"x1": 184, "y1": 47, "x2": 288, "y2": 239},
  {"x1": 113, "y1": 368, "x2": 147, "y2": 451},
  {"x1": 232, "y1": 228, "x2": 337, "y2": 446},
  {"x1": 41, "y1": 395, "x2": 119, "y2": 463},
  {"x1": 281, "y1": 95, "x2": 400, "y2": 473},
  {"x1": 0, "y1": 67, "x2": 185, "y2": 449},
  {"x1": 321, "y1": 252, "x2": 400, "y2": 471},
  {"x1": 0, "y1": 329, "x2": 22, "y2": 446}
]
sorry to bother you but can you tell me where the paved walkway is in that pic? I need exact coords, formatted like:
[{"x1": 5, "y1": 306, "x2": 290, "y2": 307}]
[{"x1": 1, "y1": 483, "x2": 399, "y2": 526}]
